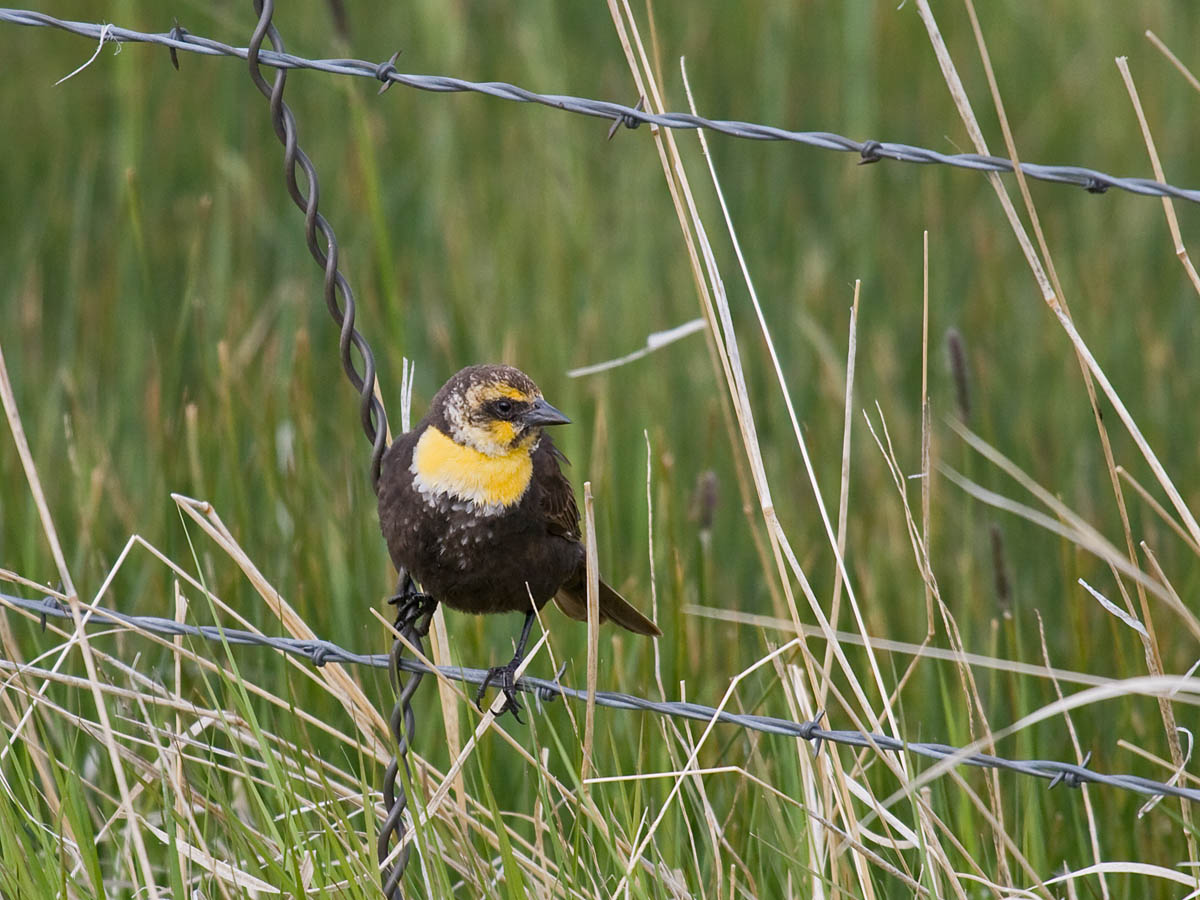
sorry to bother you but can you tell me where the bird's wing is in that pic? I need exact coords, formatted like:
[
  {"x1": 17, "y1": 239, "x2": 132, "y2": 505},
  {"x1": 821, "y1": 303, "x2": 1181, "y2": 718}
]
[{"x1": 536, "y1": 437, "x2": 581, "y2": 541}]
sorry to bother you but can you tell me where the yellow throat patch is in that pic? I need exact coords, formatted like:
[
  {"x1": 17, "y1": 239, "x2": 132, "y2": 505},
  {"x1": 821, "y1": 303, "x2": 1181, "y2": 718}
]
[{"x1": 410, "y1": 426, "x2": 534, "y2": 512}]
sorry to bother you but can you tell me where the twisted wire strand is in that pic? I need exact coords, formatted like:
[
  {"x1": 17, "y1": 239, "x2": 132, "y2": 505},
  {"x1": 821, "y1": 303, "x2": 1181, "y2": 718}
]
[
  {"x1": 3, "y1": 7, "x2": 1200, "y2": 206},
  {"x1": 4, "y1": 589, "x2": 1198, "y2": 805},
  {"x1": 242, "y1": 2, "x2": 407, "y2": 893},
  {"x1": 242, "y1": 2, "x2": 388, "y2": 486},
  {"x1": 378, "y1": 614, "x2": 425, "y2": 896}
]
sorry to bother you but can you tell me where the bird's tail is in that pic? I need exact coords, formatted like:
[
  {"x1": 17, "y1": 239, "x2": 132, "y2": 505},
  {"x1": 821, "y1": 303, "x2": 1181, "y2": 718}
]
[{"x1": 554, "y1": 575, "x2": 661, "y2": 637}]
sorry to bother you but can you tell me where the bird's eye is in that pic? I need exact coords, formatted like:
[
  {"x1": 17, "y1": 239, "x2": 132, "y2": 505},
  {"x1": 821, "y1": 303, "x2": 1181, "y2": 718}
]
[{"x1": 495, "y1": 399, "x2": 514, "y2": 417}]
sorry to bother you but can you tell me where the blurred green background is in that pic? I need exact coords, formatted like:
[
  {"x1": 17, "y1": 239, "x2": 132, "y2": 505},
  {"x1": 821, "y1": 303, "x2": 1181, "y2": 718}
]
[{"x1": 2, "y1": 0, "x2": 1199, "y2": 894}]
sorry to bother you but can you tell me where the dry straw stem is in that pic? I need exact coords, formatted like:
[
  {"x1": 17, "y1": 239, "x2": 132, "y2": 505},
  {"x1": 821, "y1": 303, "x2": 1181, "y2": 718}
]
[
  {"x1": 858, "y1": 405, "x2": 980, "y2": 721},
  {"x1": 645, "y1": 431, "x2": 667, "y2": 703},
  {"x1": 1145, "y1": 30, "x2": 1200, "y2": 96},
  {"x1": 0, "y1": 341, "x2": 76, "y2": 599},
  {"x1": 582, "y1": 482, "x2": 600, "y2": 790},
  {"x1": 824, "y1": 280, "x2": 860, "y2": 706},
  {"x1": 818, "y1": 282, "x2": 860, "y2": 894},
  {"x1": 1139, "y1": 543, "x2": 1194, "y2": 647},
  {"x1": 1116, "y1": 466, "x2": 1200, "y2": 557},
  {"x1": 1115, "y1": 55, "x2": 1200, "y2": 296},
  {"x1": 399, "y1": 356, "x2": 466, "y2": 812},
  {"x1": 426, "y1": 604, "x2": 465, "y2": 813},
  {"x1": 919, "y1": 232, "x2": 934, "y2": 639},
  {"x1": 170, "y1": 582, "x2": 194, "y2": 891},
  {"x1": 856, "y1": 240, "x2": 945, "y2": 791}
]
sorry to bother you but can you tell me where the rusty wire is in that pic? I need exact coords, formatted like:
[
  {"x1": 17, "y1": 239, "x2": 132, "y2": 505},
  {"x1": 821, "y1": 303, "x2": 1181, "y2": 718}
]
[
  {"x1": 240, "y1": 1, "x2": 415, "y2": 895},
  {"x1": 4, "y1": 588, "x2": 1200, "y2": 805},
  {"x1": 3, "y1": 6, "x2": 1200, "y2": 206}
]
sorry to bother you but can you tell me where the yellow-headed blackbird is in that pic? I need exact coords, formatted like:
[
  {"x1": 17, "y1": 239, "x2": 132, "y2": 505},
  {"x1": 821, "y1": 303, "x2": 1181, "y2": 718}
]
[{"x1": 377, "y1": 364, "x2": 660, "y2": 717}]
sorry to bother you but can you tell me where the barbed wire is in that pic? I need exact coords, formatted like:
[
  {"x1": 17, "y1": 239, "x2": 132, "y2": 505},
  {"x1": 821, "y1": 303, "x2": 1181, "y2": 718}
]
[
  {"x1": 3, "y1": 589, "x2": 1197, "y2": 805},
  {"x1": 3, "y1": 7, "x2": 1200, "y2": 206}
]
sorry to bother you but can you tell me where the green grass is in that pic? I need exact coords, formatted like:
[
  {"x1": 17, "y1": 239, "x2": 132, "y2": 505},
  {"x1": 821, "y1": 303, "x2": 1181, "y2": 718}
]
[{"x1": 2, "y1": 0, "x2": 1200, "y2": 896}]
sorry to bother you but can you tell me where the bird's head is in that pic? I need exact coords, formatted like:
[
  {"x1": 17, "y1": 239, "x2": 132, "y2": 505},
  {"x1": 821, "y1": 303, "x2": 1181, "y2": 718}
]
[{"x1": 432, "y1": 364, "x2": 570, "y2": 458}]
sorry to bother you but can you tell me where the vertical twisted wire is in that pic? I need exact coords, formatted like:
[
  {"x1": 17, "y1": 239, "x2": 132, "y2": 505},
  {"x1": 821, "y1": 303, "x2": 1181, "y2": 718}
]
[
  {"x1": 378, "y1": 589, "x2": 435, "y2": 897},
  {"x1": 243, "y1": 2, "x2": 421, "y2": 895},
  {"x1": 244, "y1": 0, "x2": 387, "y2": 482}
]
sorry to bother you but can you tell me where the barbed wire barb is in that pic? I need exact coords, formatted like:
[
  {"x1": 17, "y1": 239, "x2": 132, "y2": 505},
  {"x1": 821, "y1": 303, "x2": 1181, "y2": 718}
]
[{"x1": 3, "y1": 7, "x2": 1200, "y2": 206}]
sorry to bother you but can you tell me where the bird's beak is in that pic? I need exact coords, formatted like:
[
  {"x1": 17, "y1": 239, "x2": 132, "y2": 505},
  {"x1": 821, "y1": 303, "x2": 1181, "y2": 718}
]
[{"x1": 524, "y1": 397, "x2": 571, "y2": 427}]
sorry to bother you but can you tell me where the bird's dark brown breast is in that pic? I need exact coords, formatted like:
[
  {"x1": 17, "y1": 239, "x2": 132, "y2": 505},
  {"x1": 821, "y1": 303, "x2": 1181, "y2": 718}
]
[{"x1": 377, "y1": 429, "x2": 584, "y2": 615}]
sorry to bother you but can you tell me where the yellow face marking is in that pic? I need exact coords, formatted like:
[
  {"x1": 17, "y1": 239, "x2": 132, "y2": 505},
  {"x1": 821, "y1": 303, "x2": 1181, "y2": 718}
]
[
  {"x1": 466, "y1": 383, "x2": 532, "y2": 406},
  {"x1": 488, "y1": 420, "x2": 517, "y2": 446},
  {"x1": 490, "y1": 384, "x2": 529, "y2": 400},
  {"x1": 411, "y1": 426, "x2": 534, "y2": 511}
]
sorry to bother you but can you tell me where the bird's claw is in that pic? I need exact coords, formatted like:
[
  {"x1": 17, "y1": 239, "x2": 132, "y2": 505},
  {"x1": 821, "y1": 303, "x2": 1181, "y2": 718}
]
[
  {"x1": 476, "y1": 657, "x2": 525, "y2": 723},
  {"x1": 389, "y1": 589, "x2": 437, "y2": 637}
]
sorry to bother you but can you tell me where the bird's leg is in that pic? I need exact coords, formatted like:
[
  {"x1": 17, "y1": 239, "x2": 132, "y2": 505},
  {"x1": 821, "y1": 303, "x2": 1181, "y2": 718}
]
[
  {"x1": 477, "y1": 611, "x2": 537, "y2": 723},
  {"x1": 387, "y1": 570, "x2": 437, "y2": 638}
]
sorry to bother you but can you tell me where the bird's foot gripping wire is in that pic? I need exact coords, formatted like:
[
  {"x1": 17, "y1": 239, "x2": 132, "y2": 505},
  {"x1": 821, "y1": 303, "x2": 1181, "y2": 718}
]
[
  {"x1": 388, "y1": 581, "x2": 438, "y2": 638},
  {"x1": 476, "y1": 610, "x2": 537, "y2": 723},
  {"x1": 476, "y1": 654, "x2": 527, "y2": 723}
]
